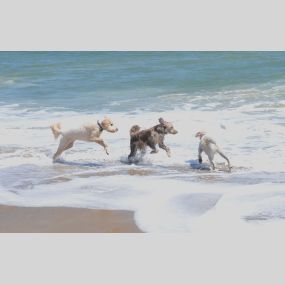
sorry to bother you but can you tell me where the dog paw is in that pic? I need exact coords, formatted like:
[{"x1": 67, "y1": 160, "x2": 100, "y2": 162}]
[
  {"x1": 105, "y1": 148, "x2": 109, "y2": 155},
  {"x1": 167, "y1": 151, "x2": 171, "y2": 157},
  {"x1": 53, "y1": 157, "x2": 59, "y2": 163}
]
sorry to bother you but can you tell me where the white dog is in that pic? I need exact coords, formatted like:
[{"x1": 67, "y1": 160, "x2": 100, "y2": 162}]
[
  {"x1": 51, "y1": 117, "x2": 118, "y2": 161},
  {"x1": 195, "y1": 131, "x2": 231, "y2": 171}
]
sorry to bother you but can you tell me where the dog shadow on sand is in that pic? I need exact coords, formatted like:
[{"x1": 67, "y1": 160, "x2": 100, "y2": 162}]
[{"x1": 54, "y1": 158, "x2": 103, "y2": 168}]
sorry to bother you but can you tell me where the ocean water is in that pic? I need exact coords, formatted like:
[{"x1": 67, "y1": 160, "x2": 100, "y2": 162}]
[{"x1": 0, "y1": 51, "x2": 285, "y2": 233}]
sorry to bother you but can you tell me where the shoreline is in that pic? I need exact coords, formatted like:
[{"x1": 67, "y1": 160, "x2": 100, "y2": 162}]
[{"x1": 0, "y1": 205, "x2": 143, "y2": 233}]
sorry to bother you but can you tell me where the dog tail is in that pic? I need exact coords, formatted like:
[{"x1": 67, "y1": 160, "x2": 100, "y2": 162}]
[
  {"x1": 217, "y1": 149, "x2": 231, "y2": 168},
  {"x1": 130, "y1": 125, "x2": 141, "y2": 136},
  {"x1": 50, "y1": 122, "x2": 62, "y2": 139}
]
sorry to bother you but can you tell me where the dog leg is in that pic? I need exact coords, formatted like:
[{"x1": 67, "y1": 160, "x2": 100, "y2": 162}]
[
  {"x1": 209, "y1": 159, "x2": 215, "y2": 170},
  {"x1": 207, "y1": 156, "x2": 215, "y2": 170},
  {"x1": 206, "y1": 152, "x2": 215, "y2": 170},
  {"x1": 128, "y1": 143, "x2": 138, "y2": 161},
  {"x1": 53, "y1": 138, "x2": 72, "y2": 161},
  {"x1": 217, "y1": 150, "x2": 231, "y2": 171},
  {"x1": 64, "y1": 141, "x2": 74, "y2": 151},
  {"x1": 198, "y1": 144, "x2": 203, "y2": 163},
  {"x1": 92, "y1": 138, "x2": 109, "y2": 155},
  {"x1": 149, "y1": 143, "x2": 158, "y2": 154},
  {"x1": 198, "y1": 154, "x2": 203, "y2": 163},
  {"x1": 146, "y1": 137, "x2": 158, "y2": 154},
  {"x1": 158, "y1": 141, "x2": 171, "y2": 157}
]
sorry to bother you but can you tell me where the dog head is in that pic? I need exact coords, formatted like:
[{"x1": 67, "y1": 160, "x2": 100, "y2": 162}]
[
  {"x1": 101, "y1": 117, "x2": 118, "y2": 133},
  {"x1": 195, "y1": 131, "x2": 206, "y2": 139},
  {"x1": 158, "y1": 118, "x2": 178, "y2": 135}
]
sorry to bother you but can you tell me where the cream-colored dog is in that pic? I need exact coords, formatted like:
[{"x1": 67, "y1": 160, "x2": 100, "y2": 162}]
[
  {"x1": 195, "y1": 131, "x2": 231, "y2": 171},
  {"x1": 51, "y1": 117, "x2": 118, "y2": 161}
]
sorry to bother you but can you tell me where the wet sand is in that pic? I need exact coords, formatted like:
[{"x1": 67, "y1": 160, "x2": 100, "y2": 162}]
[{"x1": 0, "y1": 205, "x2": 143, "y2": 233}]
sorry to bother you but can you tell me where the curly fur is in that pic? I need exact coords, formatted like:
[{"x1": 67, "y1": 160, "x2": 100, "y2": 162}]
[{"x1": 128, "y1": 118, "x2": 178, "y2": 161}]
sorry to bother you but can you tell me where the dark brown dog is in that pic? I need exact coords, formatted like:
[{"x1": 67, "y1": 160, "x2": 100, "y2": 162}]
[{"x1": 128, "y1": 118, "x2": 178, "y2": 161}]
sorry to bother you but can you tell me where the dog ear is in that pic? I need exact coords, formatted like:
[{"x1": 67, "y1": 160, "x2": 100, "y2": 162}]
[
  {"x1": 158, "y1": 118, "x2": 165, "y2": 125},
  {"x1": 103, "y1": 116, "x2": 112, "y2": 123}
]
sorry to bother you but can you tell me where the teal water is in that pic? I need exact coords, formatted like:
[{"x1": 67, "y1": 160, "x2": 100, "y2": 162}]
[{"x1": 1, "y1": 52, "x2": 285, "y2": 112}]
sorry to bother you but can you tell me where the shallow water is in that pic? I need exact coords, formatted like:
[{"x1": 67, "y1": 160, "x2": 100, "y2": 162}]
[{"x1": 0, "y1": 52, "x2": 285, "y2": 232}]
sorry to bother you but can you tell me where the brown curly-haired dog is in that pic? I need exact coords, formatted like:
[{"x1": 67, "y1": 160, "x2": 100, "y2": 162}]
[{"x1": 128, "y1": 118, "x2": 178, "y2": 161}]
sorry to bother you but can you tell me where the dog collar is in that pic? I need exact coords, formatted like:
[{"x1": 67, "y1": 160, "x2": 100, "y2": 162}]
[{"x1": 97, "y1": 120, "x2": 104, "y2": 132}]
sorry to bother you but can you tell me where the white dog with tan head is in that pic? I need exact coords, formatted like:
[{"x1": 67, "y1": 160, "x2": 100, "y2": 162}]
[
  {"x1": 51, "y1": 117, "x2": 118, "y2": 161},
  {"x1": 195, "y1": 131, "x2": 231, "y2": 171}
]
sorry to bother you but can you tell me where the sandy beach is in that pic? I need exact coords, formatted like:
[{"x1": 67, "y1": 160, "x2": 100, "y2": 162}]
[{"x1": 0, "y1": 205, "x2": 142, "y2": 233}]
